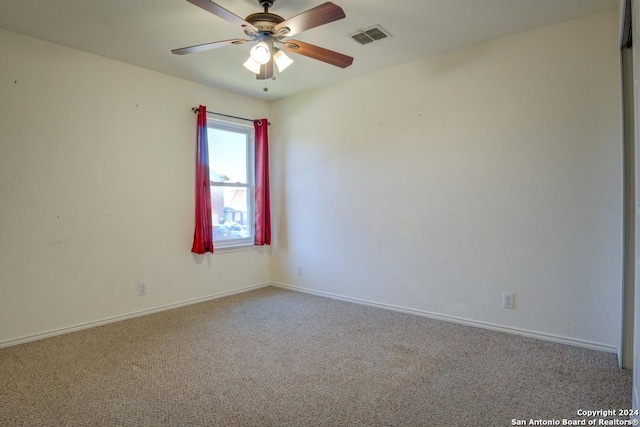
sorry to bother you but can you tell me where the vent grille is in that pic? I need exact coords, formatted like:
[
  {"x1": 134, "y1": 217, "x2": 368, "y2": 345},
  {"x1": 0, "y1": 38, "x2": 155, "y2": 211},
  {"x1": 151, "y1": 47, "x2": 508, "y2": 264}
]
[
  {"x1": 349, "y1": 25, "x2": 391, "y2": 45},
  {"x1": 352, "y1": 32, "x2": 374, "y2": 45}
]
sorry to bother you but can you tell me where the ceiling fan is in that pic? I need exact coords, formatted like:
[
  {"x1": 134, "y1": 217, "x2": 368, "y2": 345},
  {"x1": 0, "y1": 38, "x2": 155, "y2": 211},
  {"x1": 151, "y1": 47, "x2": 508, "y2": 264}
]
[{"x1": 172, "y1": 0, "x2": 354, "y2": 80}]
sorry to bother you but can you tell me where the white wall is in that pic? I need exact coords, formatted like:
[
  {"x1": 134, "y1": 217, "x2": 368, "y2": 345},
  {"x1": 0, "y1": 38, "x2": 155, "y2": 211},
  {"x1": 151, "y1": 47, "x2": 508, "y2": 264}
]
[
  {"x1": 0, "y1": 28, "x2": 271, "y2": 345},
  {"x1": 0, "y1": 9, "x2": 624, "y2": 353},
  {"x1": 270, "y1": 10, "x2": 623, "y2": 352}
]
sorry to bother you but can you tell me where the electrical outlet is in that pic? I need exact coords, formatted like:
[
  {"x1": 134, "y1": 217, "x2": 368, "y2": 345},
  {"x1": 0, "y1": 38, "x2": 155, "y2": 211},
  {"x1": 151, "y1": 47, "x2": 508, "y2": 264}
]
[
  {"x1": 297, "y1": 265, "x2": 304, "y2": 277},
  {"x1": 137, "y1": 283, "x2": 147, "y2": 296},
  {"x1": 503, "y1": 292, "x2": 514, "y2": 309}
]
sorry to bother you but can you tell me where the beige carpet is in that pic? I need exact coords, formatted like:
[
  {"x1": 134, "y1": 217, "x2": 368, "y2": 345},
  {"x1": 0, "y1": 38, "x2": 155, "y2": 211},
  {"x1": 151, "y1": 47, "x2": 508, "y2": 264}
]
[{"x1": 0, "y1": 286, "x2": 632, "y2": 426}]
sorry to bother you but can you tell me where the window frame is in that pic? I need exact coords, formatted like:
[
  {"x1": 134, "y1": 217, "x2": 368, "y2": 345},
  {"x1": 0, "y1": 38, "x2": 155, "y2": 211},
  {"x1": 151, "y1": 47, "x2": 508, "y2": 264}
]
[{"x1": 207, "y1": 116, "x2": 255, "y2": 249}]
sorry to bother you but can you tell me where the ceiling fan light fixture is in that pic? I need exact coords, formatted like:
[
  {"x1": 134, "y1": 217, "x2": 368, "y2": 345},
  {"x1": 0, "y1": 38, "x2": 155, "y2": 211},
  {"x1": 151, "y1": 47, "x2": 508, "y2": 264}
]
[
  {"x1": 243, "y1": 57, "x2": 262, "y2": 74},
  {"x1": 273, "y1": 49, "x2": 294, "y2": 72},
  {"x1": 250, "y1": 41, "x2": 271, "y2": 64},
  {"x1": 173, "y1": 0, "x2": 355, "y2": 87}
]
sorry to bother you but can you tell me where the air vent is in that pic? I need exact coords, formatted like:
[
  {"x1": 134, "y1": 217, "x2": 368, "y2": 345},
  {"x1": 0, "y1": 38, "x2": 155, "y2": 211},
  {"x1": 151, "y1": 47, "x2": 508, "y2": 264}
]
[{"x1": 349, "y1": 25, "x2": 391, "y2": 45}]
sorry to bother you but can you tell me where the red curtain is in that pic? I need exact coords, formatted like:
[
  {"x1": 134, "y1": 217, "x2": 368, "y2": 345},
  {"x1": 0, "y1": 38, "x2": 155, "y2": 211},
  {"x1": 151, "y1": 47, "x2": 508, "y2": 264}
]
[
  {"x1": 191, "y1": 105, "x2": 214, "y2": 254},
  {"x1": 254, "y1": 119, "x2": 271, "y2": 245}
]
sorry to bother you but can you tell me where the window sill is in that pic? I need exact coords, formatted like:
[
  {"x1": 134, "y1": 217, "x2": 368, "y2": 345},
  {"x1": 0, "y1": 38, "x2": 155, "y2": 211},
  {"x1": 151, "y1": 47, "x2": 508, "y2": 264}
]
[{"x1": 214, "y1": 243, "x2": 257, "y2": 254}]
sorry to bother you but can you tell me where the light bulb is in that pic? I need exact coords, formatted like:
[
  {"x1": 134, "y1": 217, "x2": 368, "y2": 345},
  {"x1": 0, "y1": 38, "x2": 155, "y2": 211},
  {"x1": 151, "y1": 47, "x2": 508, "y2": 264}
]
[{"x1": 250, "y1": 42, "x2": 270, "y2": 65}]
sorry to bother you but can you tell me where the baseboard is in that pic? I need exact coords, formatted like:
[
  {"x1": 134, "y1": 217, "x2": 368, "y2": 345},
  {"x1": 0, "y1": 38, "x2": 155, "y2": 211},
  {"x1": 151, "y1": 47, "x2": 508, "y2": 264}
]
[
  {"x1": 0, "y1": 282, "x2": 270, "y2": 349},
  {"x1": 4, "y1": 281, "x2": 618, "y2": 355},
  {"x1": 271, "y1": 282, "x2": 618, "y2": 355}
]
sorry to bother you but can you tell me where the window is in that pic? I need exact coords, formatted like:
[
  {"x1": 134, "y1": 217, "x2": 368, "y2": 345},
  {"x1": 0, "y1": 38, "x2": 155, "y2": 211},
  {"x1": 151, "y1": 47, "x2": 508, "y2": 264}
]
[{"x1": 207, "y1": 118, "x2": 255, "y2": 248}]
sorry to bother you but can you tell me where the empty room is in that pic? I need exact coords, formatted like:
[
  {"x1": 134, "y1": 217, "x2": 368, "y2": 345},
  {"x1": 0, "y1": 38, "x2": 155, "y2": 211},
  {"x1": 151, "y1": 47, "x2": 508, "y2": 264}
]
[{"x1": 1, "y1": 0, "x2": 638, "y2": 425}]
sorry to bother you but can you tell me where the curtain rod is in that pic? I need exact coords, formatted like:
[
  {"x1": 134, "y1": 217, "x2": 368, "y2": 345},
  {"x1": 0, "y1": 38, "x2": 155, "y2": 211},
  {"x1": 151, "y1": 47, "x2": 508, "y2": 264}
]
[{"x1": 191, "y1": 107, "x2": 270, "y2": 125}]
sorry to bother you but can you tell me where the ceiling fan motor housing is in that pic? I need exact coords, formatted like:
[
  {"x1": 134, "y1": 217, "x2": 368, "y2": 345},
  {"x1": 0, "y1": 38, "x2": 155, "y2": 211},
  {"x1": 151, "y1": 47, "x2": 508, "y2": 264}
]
[{"x1": 244, "y1": 12, "x2": 286, "y2": 38}]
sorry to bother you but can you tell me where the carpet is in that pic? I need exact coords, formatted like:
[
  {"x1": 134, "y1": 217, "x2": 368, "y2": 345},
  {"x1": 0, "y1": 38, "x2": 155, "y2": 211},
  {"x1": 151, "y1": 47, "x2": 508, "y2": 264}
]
[{"x1": 0, "y1": 286, "x2": 632, "y2": 426}]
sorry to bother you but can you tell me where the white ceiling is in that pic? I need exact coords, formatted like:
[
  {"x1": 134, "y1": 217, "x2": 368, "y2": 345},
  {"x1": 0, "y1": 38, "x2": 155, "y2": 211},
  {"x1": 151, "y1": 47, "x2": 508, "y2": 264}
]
[{"x1": 0, "y1": 0, "x2": 619, "y2": 101}]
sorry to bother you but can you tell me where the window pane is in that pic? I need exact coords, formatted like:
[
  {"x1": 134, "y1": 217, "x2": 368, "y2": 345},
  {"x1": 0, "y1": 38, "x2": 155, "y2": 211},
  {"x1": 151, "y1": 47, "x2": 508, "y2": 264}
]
[
  {"x1": 211, "y1": 185, "x2": 252, "y2": 242},
  {"x1": 208, "y1": 128, "x2": 247, "y2": 183}
]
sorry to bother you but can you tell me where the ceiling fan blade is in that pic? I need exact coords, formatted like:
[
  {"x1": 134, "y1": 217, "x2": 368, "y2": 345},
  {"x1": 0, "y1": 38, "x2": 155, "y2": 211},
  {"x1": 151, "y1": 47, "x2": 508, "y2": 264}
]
[
  {"x1": 187, "y1": 0, "x2": 258, "y2": 32},
  {"x1": 283, "y1": 40, "x2": 353, "y2": 68},
  {"x1": 172, "y1": 39, "x2": 249, "y2": 55},
  {"x1": 256, "y1": 60, "x2": 274, "y2": 80},
  {"x1": 275, "y1": 2, "x2": 346, "y2": 37}
]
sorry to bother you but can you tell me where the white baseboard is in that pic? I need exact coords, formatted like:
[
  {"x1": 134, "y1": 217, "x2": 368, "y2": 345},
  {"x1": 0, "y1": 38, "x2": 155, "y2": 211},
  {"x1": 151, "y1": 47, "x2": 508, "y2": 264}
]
[
  {"x1": 271, "y1": 282, "x2": 619, "y2": 355},
  {"x1": 0, "y1": 282, "x2": 270, "y2": 349},
  {"x1": 4, "y1": 282, "x2": 618, "y2": 355}
]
